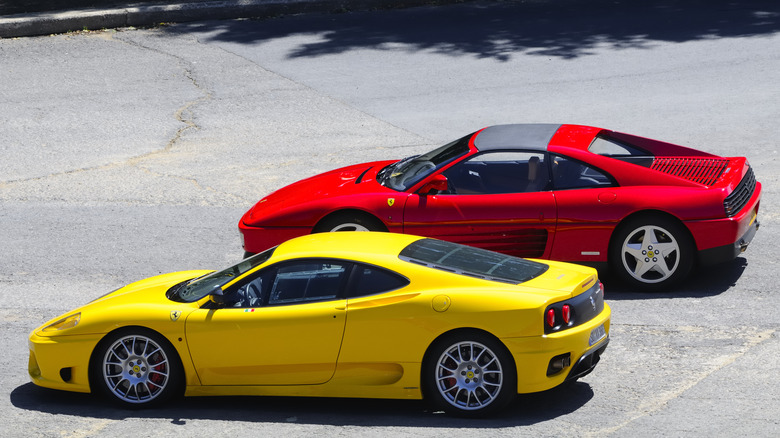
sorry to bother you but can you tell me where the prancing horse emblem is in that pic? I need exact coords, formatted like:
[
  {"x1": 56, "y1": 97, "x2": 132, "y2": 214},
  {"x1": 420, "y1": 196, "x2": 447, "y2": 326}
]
[
  {"x1": 387, "y1": 198, "x2": 395, "y2": 207},
  {"x1": 170, "y1": 310, "x2": 182, "y2": 321}
]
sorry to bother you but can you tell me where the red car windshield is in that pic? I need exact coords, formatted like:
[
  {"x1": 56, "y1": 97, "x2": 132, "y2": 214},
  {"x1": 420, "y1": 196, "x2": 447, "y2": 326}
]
[{"x1": 378, "y1": 133, "x2": 472, "y2": 191}]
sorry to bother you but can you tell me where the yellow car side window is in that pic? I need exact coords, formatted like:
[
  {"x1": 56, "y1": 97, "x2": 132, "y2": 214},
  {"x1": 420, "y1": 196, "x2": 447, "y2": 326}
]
[{"x1": 269, "y1": 262, "x2": 347, "y2": 305}]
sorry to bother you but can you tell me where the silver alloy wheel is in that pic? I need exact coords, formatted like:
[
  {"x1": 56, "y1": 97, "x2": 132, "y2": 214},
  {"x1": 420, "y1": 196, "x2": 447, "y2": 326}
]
[
  {"x1": 620, "y1": 224, "x2": 681, "y2": 284},
  {"x1": 102, "y1": 334, "x2": 170, "y2": 404},
  {"x1": 329, "y1": 222, "x2": 370, "y2": 232},
  {"x1": 434, "y1": 341, "x2": 503, "y2": 411}
]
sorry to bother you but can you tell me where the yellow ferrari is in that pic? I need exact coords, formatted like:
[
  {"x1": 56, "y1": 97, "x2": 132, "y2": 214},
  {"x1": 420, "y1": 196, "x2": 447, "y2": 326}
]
[{"x1": 29, "y1": 232, "x2": 610, "y2": 416}]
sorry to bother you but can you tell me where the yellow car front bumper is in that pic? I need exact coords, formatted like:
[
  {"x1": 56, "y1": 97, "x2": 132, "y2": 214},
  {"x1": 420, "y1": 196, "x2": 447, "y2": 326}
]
[{"x1": 28, "y1": 331, "x2": 102, "y2": 394}]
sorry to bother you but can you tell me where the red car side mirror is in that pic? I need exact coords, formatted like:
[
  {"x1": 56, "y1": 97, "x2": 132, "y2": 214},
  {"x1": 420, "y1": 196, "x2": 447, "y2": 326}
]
[{"x1": 419, "y1": 174, "x2": 449, "y2": 195}]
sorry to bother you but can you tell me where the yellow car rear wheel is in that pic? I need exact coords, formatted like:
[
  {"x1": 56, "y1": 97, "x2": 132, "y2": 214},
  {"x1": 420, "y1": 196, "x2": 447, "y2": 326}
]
[{"x1": 423, "y1": 331, "x2": 517, "y2": 417}]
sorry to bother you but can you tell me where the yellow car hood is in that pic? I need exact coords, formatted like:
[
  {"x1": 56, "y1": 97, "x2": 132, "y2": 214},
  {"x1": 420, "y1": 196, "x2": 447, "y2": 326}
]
[
  {"x1": 34, "y1": 270, "x2": 211, "y2": 337},
  {"x1": 88, "y1": 270, "x2": 212, "y2": 305}
]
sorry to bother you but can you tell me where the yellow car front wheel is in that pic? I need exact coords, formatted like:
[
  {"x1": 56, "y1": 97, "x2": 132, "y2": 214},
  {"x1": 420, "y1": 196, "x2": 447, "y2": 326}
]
[{"x1": 91, "y1": 328, "x2": 183, "y2": 408}]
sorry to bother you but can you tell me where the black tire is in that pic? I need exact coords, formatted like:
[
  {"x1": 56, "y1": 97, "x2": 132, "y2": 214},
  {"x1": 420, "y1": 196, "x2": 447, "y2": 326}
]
[
  {"x1": 609, "y1": 214, "x2": 694, "y2": 291},
  {"x1": 313, "y1": 212, "x2": 387, "y2": 233},
  {"x1": 422, "y1": 331, "x2": 517, "y2": 417},
  {"x1": 91, "y1": 328, "x2": 184, "y2": 408}
]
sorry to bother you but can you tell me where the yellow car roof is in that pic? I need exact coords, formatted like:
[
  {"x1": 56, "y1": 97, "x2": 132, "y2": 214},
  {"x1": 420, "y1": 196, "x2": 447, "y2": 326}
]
[{"x1": 274, "y1": 231, "x2": 422, "y2": 261}]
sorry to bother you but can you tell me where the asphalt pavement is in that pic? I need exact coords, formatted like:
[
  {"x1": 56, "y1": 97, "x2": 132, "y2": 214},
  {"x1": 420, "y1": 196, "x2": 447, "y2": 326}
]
[
  {"x1": 2, "y1": 0, "x2": 779, "y2": 434},
  {"x1": 0, "y1": 0, "x2": 469, "y2": 38}
]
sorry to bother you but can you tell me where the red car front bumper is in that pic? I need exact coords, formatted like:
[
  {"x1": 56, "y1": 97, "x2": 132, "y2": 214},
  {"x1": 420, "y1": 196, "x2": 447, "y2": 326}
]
[{"x1": 239, "y1": 221, "x2": 310, "y2": 254}]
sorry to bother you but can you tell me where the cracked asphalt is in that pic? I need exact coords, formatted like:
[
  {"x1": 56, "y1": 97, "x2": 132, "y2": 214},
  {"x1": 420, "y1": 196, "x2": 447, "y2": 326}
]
[{"x1": 1, "y1": 1, "x2": 780, "y2": 436}]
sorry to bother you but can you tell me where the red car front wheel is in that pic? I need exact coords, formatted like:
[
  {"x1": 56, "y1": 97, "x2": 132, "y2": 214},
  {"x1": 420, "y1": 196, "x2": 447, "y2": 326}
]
[{"x1": 313, "y1": 212, "x2": 387, "y2": 233}]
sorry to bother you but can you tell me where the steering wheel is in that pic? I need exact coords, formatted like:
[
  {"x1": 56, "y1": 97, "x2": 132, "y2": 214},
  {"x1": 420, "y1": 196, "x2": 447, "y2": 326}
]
[{"x1": 245, "y1": 283, "x2": 261, "y2": 307}]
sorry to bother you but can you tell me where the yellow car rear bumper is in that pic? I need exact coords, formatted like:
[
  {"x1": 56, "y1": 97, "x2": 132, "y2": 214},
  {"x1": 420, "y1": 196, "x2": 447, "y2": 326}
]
[{"x1": 504, "y1": 303, "x2": 611, "y2": 394}]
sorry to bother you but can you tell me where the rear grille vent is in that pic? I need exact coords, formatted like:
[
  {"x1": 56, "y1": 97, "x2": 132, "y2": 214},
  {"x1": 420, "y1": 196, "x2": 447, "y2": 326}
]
[
  {"x1": 650, "y1": 157, "x2": 729, "y2": 186},
  {"x1": 724, "y1": 167, "x2": 756, "y2": 217}
]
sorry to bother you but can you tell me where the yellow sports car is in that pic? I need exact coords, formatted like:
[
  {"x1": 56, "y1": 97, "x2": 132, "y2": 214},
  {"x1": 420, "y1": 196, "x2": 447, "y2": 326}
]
[{"x1": 28, "y1": 232, "x2": 610, "y2": 416}]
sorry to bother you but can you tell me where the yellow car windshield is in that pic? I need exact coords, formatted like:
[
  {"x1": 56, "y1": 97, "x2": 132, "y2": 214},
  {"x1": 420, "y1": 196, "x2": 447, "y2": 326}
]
[{"x1": 168, "y1": 247, "x2": 276, "y2": 302}]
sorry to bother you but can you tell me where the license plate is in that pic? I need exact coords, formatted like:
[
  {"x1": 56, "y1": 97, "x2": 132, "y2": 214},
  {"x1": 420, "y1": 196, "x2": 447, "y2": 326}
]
[{"x1": 589, "y1": 324, "x2": 606, "y2": 346}]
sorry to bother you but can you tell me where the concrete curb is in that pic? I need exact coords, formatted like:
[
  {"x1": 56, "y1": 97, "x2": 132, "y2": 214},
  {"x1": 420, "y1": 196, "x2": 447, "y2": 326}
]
[
  {"x1": 0, "y1": 1, "x2": 322, "y2": 38},
  {"x1": 0, "y1": 0, "x2": 464, "y2": 39}
]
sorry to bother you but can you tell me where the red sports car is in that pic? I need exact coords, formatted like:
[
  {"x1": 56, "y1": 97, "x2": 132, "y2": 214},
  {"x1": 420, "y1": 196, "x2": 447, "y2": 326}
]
[{"x1": 239, "y1": 124, "x2": 761, "y2": 290}]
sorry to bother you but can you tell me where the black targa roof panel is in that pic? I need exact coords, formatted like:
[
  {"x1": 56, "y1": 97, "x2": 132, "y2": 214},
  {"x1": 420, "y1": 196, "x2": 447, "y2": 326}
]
[{"x1": 473, "y1": 124, "x2": 562, "y2": 152}]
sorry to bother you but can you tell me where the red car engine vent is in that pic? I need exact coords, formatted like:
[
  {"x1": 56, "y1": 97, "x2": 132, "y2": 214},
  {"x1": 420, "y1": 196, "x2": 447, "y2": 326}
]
[{"x1": 650, "y1": 157, "x2": 729, "y2": 186}]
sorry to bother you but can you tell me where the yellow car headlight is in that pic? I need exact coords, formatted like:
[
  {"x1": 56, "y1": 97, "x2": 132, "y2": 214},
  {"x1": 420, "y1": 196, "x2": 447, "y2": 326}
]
[{"x1": 41, "y1": 313, "x2": 81, "y2": 332}]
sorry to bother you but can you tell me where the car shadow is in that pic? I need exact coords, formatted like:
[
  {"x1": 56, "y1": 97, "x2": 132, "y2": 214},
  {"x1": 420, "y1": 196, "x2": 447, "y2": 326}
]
[
  {"x1": 10, "y1": 381, "x2": 593, "y2": 426},
  {"x1": 600, "y1": 257, "x2": 749, "y2": 300},
  {"x1": 172, "y1": 0, "x2": 780, "y2": 61}
]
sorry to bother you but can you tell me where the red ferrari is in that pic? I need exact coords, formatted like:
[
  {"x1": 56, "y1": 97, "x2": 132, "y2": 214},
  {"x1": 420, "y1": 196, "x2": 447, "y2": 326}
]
[{"x1": 239, "y1": 124, "x2": 761, "y2": 290}]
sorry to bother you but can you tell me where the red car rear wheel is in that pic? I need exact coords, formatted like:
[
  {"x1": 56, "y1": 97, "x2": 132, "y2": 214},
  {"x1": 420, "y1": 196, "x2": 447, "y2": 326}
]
[{"x1": 610, "y1": 214, "x2": 694, "y2": 291}]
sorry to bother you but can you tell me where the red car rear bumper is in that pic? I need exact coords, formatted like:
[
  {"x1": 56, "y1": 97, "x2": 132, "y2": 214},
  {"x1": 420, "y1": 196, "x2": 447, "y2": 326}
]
[
  {"x1": 688, "y1": 182, "x2": 761, "y2": 266},
  {"x1": 697, "y1": 214, "x2": 759, "y2": 266}
]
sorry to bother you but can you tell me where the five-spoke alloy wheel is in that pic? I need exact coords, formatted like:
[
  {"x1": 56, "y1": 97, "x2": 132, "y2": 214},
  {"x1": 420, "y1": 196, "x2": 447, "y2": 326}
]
[
  {"x1": 328, "y1": 221, "x2": 371, "y2": 232},
  {"x1": 313, "y1": 213, "x2": 387, "y2": 234},
  {"x1": 610, "y1": 215, "x2": 694, "y2": 291}
]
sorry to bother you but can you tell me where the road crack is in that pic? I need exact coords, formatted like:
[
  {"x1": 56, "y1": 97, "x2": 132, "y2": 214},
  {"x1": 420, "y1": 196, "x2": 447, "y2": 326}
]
[
  {"x1": 1, "y1": 31, "x2": 250, "y2": 206},
  {"x1": 588, "y1": 327, "x2": 776, "y2": 437}
]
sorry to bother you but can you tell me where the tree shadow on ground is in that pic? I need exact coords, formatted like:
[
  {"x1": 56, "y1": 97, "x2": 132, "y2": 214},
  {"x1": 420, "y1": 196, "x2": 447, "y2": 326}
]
[{"x1": 175, "y1": 0, "x2": 780, "y2": 61}]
